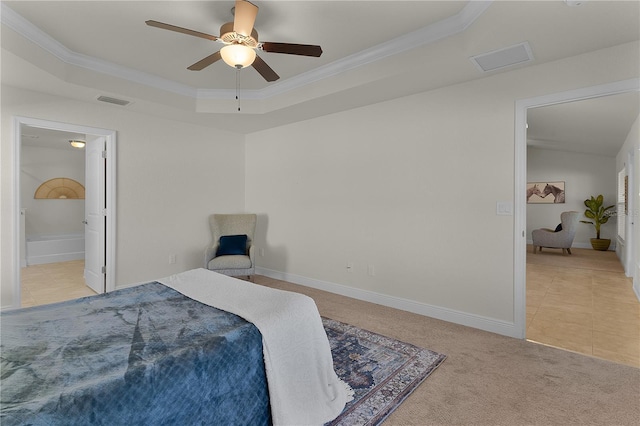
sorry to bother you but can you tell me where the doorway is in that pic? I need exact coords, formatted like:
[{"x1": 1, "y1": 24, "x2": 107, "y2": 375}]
[
  {"x1": 514, "y1": 78, "x2": 640, "y2": 365},
  {"x1": 13, "y1": 117, "x2": 116, "y2": 308},
  {"x1": 20, "y1": 126, "x2": 91, "y2": 305}
]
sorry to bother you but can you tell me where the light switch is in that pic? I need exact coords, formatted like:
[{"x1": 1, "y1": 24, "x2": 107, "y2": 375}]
[{"x1": 496, "y1": 201, "x2": 513, "y2": 216}]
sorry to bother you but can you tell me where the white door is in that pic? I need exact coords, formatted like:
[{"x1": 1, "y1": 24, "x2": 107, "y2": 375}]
[
  {"x1": 626, "y1": 150, "x2": 635, "y2": 278},
  {"x1": 84, "y1": 136, "x2": 106, "y2": 294},
  {"x1": 634, "y1": 149, "x2": 639, "y2": 294}
]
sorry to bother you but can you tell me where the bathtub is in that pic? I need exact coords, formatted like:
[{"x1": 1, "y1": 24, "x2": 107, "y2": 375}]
[{"x1": 26, "y1": 233, "x2": 85, "y2": 265}]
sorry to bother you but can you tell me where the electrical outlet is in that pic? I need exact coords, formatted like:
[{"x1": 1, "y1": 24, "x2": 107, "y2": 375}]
[
  {"x1": 169, "y1": 254, "x2": 176, "y2": 264},
  {"x1": 346, "y1": 261, "x2": 354, "y2": 272}
]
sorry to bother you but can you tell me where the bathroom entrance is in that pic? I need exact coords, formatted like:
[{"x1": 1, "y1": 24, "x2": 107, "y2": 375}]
[{"x1": 14, "y1": 117, "x2": 116, "y2": 308}]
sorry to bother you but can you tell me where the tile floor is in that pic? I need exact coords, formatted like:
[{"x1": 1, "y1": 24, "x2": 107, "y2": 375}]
[
  {"x1": 526, "y1": 245, "x2": 639, "y2": 368},
  {"x1": 21, "y1": 260, "x2": 96, "y2": 307},
  {"x1": 20, "y1": 252, "x2": 640, "y2": 367}
]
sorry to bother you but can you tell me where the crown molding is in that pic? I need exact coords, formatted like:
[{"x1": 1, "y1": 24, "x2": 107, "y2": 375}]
[
  {"x1": 200, "y1": 0, "x2": 493, "y2": 100},
  {"x1": 1, "y1": 3, "x2": 197, "y2": 97},
  {"x1": 2, "y1": 3, "x2": 69, "y2": 61},
  {"x1": 2, "y1": 1, "x2": 492, "y2": 102}
]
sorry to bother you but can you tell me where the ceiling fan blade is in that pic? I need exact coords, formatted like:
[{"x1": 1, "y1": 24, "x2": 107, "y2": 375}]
[
  {"x1": 187, "y1": 51, "x2": 222, "y2": 71},
  {"x1": 146, "y1": 20, "x2": 218, "y2": 41},
  {"x1": 252, "y1": 55, "x2": 279, "y2": 82},
  {"x1": 233, "y1": 0, "x2": 259, "y2": 37},
  {"x1": 260, "y1": 42, "x2": 322, "y2": 57}
]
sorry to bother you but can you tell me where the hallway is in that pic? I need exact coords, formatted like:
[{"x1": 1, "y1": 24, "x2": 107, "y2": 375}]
[{"x1": 527, "y1": 246, "x2": 639, "y2": 367}]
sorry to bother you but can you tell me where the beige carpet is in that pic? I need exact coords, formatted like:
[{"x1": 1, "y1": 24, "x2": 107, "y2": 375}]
[{"x1": 255, "y1": 276, "x2": 640, "y2": 426}]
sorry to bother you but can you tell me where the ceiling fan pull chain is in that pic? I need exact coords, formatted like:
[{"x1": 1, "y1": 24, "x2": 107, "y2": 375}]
[{"x1": 236, "y1": 66, "x2": 241, "y2": 112}]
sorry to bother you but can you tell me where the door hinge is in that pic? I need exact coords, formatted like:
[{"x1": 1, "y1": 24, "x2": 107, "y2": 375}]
[
  {"x1": 101, "y1": 208, "x2": 108, "y2": 216},
  {"x1": 101, "y1": 150, "x2": 107, "y2": 159},
  {"x1": 101, "y1": 266, "x2": 106, "y2": 274}
]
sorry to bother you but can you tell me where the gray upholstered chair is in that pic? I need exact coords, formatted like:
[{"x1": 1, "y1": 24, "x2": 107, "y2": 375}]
[
  {"x1": 204, "y1": 214, "x2": 257, "y2": 280},
  {"x1": 532, "y1": 211, "x2": 580, "y2": 255}
]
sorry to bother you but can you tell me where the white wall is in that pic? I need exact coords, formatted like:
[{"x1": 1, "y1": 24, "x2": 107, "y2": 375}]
[
  {"x1": 527, "y1": 147, "x2": 617, "y2": 248},
  {"x1": 2, "y1": 41, "x2": 638, "y2": 335},
  {"x1": 21, "y1": 145, "x2": 85, "y2": 237},
  {"x1": 1, "y1": 85, "x2": 246, "y2": 308},
  {"x1": 245, "y1": 42, "x2": 640, "y2": 334}
]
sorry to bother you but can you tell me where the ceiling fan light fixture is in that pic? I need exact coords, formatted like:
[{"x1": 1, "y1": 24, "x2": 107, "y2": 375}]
[
  {"x1": 220, "y1": 44, "x2": 256, "y2": 68},
  {"x1": 69, "y1": 140, "x2": 86, "y2": 149}
]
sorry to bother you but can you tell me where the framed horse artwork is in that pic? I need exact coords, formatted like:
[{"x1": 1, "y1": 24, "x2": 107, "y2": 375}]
[{"x1": 527, "y1": 181, "x2": 565, "y2": 204}]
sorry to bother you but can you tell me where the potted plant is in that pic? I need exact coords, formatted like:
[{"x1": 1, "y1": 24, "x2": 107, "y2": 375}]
[{"x1": 580, "y1": 194, "x2": 615, "y2": 251}]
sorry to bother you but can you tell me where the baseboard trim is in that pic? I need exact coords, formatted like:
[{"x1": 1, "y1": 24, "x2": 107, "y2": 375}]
[
  {"x1": 26, "y1": 252, "x2": 85, "y2": 265},
  {"x1": 525, "y1": 240, "x2": 616, "y2": 251},
  {"x1": 255, "y1": 267, "x2": 520, "y2": 339}
]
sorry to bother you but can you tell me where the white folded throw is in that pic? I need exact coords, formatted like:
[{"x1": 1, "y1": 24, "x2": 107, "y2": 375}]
[{"x1": 158, "y1": 268, "x2": 350, "y2": 426}]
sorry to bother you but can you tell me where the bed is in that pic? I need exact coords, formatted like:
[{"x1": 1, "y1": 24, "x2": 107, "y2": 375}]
[{"x1": 1, "y1": 269, "x2": 350, "y2": 425}]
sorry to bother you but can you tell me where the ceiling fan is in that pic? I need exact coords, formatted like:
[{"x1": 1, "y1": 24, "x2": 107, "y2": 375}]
[{"x1": 146, "y1": 0, "x2": 323, "y2": 82}]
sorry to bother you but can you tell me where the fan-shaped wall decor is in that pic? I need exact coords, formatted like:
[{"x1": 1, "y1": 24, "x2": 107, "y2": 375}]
[{"x1": 34, "y1": 178, "x2": 85, "y2": 199}]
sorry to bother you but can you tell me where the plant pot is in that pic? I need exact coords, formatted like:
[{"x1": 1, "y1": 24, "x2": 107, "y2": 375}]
[{"x1": 590, "y1": 238, "x2": 611, "y2": 251}]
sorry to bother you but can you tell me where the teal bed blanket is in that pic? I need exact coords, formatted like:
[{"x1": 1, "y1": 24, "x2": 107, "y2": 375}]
[{"x1": 0, "y1": 282, "x2": 270, "y2": 425}]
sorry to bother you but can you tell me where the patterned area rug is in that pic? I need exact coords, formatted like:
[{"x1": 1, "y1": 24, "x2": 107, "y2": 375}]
[{"x1": 323, "y1": 317, "x2": 447, "y2": 426}]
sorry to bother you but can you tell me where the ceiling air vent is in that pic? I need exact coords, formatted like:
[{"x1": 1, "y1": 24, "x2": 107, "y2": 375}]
[
  {"x1": 470, "y1": 41, "x2": 534, "y2": 73},
  {"x1": 97, "y1": 95, "x2": 131, "y2": 106}
]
